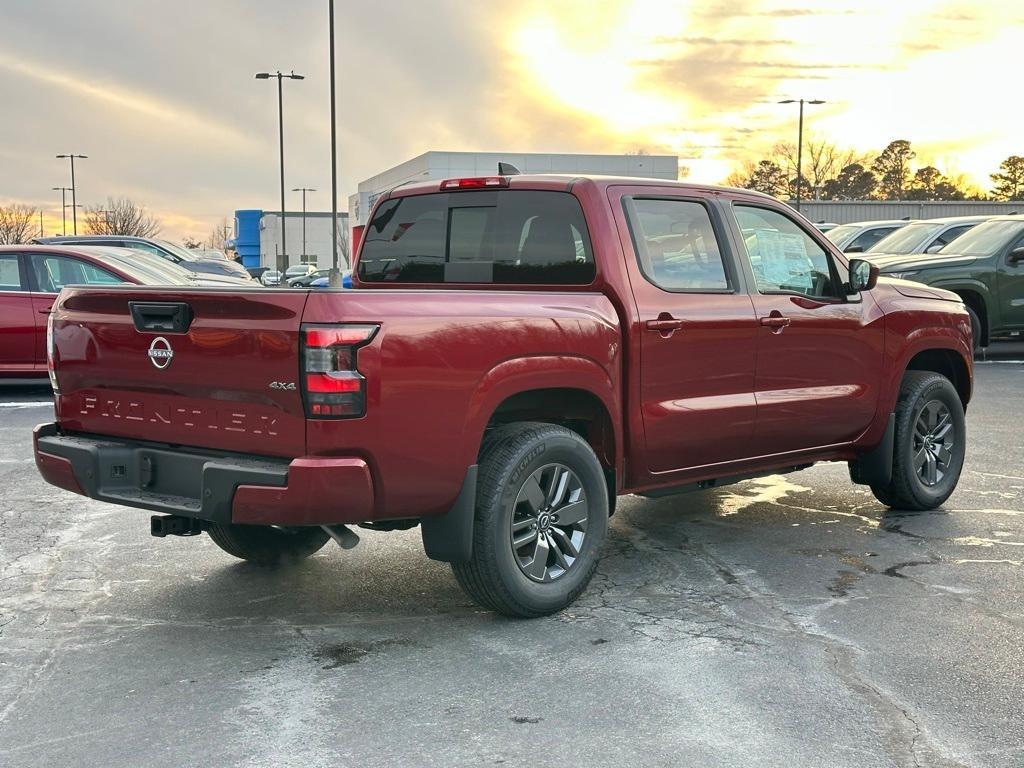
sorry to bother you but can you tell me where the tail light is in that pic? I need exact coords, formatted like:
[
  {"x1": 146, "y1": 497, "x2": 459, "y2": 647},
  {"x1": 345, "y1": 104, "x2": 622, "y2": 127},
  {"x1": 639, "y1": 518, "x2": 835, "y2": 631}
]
[
  {"x1": 439, "y1": 176, "x2": 509, "y2": 190},
  {"x1": 301, "y1": 324, "x2": 378, "y2": 418},
  {"x1": 46, "y1": 312, "x2": 59, "y2": 393}
]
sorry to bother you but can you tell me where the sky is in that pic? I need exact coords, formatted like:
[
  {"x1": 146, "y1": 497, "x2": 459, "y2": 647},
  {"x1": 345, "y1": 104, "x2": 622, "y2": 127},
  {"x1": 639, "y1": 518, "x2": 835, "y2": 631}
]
[{"x1": 1, "y1": 0, "x2": 1022, "y2": 242}]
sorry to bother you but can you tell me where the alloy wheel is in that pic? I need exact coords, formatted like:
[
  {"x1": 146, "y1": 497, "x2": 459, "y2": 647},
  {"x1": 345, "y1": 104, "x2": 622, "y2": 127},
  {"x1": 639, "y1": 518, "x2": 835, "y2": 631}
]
[
  {"x1": 510, "y1": 463, "x2": 589, "y2": 583},
  {"x1": 913, "y1": 399, "x2": 954, "y2": 487}
]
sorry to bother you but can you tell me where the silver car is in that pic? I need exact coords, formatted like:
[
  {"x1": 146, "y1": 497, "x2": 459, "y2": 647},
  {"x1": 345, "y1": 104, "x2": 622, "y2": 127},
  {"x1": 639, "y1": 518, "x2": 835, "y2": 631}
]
[
  {"x1": 825, "y1": 220, "x2": 910, "y2": 253},
  {"x1": 864, "y1": 215, "x2": 990, "y2": 258}
]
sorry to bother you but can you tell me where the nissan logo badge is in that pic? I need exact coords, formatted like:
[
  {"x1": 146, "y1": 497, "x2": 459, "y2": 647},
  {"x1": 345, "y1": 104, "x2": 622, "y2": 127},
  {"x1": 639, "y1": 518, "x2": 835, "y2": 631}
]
[{"x1": 148, "y1": 336, "x2": 174, "y2": 370}]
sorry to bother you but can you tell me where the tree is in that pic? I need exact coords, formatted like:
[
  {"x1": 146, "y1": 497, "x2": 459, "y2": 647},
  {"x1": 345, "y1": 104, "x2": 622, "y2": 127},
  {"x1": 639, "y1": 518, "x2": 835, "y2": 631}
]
[
  {"x1": 772, "y1": 138, "x2": 867, "y2": 197},
  {"x1": 206, "y1": 218, "x2": 233, "y2": 250},
  {"x1": 0, "y1": 203, "x2": 38, "y2": 244},
  {"x1": 990, "y1": 155, "x2": 1024, "y2": 201},
  {"x1": 84, "y1": 197, "x2": 161, "y2": 237},
  {"x1": 744, "y1": 160, "x2": 789, "y2": 197},
  {"x1": 907, "y1": 166, "x2": 966, "y2": 201},
  {"x1": 336, "y1": 220, "x2": 351, "y2": 268},
  {"x1": 872, "y1": 140, "x2": 915, "y2": 200},
  {"x1": 821, "y1": 163, "x2": 876, "y2": 200},
  {"x1": 182, "y1": 236, "x2": 203, "y2": 249}
]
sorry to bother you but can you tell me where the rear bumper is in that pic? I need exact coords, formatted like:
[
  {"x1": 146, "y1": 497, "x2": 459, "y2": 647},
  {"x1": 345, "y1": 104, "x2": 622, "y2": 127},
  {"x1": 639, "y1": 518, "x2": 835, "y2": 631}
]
[{"x1": 32, "y1": 423, "x2": 374, "y2": 525}]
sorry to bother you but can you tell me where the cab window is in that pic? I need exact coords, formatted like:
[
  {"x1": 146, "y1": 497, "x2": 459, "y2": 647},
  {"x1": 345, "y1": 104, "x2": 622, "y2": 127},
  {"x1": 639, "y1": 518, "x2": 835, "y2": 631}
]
[
  {"x1": 735, "y1": 205, "x2": 846, "y2": 299},
  {"x1": 30, "y1": 254, "x2": 125, "y2": 292},
  {"x1": 0, "y1": 254, "x2": 24, "y2": 290},
  {"x1": 623, "y1": 198, "x2": 730, "y2": 291}
]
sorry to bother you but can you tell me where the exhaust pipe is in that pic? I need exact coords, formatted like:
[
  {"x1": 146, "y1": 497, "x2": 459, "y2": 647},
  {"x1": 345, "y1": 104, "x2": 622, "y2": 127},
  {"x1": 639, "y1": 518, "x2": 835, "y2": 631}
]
[
  {"x1": 321, "y1": 524, "x2": 360, "y2": 549},
  {"x1": 151, "y1": 515, "x2": 204, "y2": 537}
]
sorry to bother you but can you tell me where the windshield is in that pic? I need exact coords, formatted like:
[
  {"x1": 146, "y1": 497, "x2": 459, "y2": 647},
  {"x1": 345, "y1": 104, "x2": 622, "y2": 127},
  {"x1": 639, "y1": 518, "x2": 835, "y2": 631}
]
[
  {"x1": 824, "y1": 224, "x2": 859, "y2": 246},
  {"x1": 154, "y1": 239, "x2": 201, "y2": 262},
  {"x1": 938, "y1": 220, "x2": 1024, "y2": 257},
  {"x1": 867, "y1": 222, "x2": 941, "y2": 254},
  {"x1": 87, "y1": 248, "x2": 193, "y2": 285},
  {"x1": 285, "y1": 266, "x2": 311, "y2": 276}
]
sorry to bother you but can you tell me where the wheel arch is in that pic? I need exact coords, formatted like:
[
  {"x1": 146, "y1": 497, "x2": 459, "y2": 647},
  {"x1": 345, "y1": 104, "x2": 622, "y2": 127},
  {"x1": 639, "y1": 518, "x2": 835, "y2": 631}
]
[{"x1": 904, "y1": 347, "x2": 971, "y2": 409}]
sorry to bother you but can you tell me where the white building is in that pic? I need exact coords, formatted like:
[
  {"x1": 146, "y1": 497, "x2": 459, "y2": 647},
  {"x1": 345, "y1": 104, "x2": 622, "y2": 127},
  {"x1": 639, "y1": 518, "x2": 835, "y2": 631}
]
[
  {"x1": 349, "y1": 151, "x2": 679, "y2": 226},
  {"x1": 258, "y1": 211, "x2": 350, "y2": 270}
]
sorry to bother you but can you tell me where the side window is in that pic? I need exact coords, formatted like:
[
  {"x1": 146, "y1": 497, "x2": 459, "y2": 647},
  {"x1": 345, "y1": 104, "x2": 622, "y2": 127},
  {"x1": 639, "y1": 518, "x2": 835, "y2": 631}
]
[
  {"x1": 624, "y1": 198, "x2": 730, "y2": 291},
  {"x1": 850, "y1": 226, "x2": 896, "y2": 252},
  {"x1": 126, "y1": 242, "x2": 170, "y2": 260},
  {"x1": 0, "y1": 254, "x2": 24, "y2": 290},
  {"x1": 30, "y1": 254, "x2": 125, "y2": 292},
  {"x1": 934, "y1": 225, "x2": 972, "y2": 248},
  {"x1": 735, "y1": 205, "x2": 845, "y2": 299}
]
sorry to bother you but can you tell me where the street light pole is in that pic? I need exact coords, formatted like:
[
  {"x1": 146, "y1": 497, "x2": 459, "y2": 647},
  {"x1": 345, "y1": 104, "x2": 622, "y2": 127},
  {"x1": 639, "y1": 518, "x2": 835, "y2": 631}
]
[
  {"x1": 292, "y1": 188, "x2": 315, "y2": 261},
  {"x1": 777, "y1": 99, "x2": 824, "y2": 212},
  {"x1": 56, "y1": 154, "x2": 87, "y2": 234},
  {"x1": 255, "y1": 70, "x2": 304, "y2": 272},
  {"x1": 328, "y1": 0, "x2": 342, "y2": 286},
  {"x1": 52, "y1": 187, "x2": 71, "y2": 235}
]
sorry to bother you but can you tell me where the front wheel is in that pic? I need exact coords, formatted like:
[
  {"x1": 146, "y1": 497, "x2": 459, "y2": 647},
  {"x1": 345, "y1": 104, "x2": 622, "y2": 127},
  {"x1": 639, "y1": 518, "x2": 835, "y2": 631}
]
[
  {"x1": 452, "y1": 423, "x2": 609, "y2": 617},
  {"x1": 207, "y1": 523, "x2": 329, "y2": 565},
  {"x1": 870, "y1": 371, "x2": 966, "y2": 511}
]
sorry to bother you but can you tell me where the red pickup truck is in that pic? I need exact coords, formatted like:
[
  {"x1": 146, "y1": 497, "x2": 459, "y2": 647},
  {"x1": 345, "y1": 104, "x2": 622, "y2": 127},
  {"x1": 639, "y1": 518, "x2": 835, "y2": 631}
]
[{"x1": 34, "y1": 175, "x2": 973, "y2": 617}]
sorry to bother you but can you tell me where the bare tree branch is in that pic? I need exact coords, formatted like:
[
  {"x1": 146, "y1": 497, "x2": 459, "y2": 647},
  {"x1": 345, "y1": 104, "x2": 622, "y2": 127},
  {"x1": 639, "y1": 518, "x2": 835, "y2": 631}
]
[
  {"x1": 0, "y1": 203, "x2": 38, "y2": 244},
  {"x1": 84, "y1": 196, "x2": 161, "y2": 237}
]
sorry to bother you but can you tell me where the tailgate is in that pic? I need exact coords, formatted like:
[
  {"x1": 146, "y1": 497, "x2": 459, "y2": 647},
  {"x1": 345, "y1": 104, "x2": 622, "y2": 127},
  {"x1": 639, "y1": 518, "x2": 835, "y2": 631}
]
[{"x1": 51, "y1": 286, "x2": 309, "y2": 458}]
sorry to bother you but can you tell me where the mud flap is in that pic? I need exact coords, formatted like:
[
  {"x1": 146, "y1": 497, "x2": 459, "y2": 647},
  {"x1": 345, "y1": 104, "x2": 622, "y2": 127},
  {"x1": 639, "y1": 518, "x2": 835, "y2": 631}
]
[
  {"x1": 848, "y1": 413, "x2": 895, "y2": 486},
  {"x1": 421, "y1": 465, "x2": 477, "y2": 563}
]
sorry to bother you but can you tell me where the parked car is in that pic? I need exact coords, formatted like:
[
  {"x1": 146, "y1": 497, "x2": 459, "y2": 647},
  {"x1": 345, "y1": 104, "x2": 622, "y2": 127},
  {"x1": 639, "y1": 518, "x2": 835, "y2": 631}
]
[
  {"x1": 813, "y1": 222, "x2": 840, "y2": 233},
  {"x1": 288, "y1": 269, "x2": 330, "y2": 287},
  {"x1": 871, "y1": 215, "x2": 1024, "y2": 350},
  {"x1": 0, "y1": 244, "x2": 218, "y2": 377},
  {"x1": 35, "y1": 175, "x2": 972, "y2": 617},
  {"x1": 190, "y1": 248, "x2": 231, "y2": 260},
  {"x1": 260, "y1": 269, "x2": 283, "y2": 286},
  {"x1": 309, "y1": 271, "x2": 353, "y2": 288},
  {"x1": 283, "y1": 264, "x2": 318, "y2": 282},
  {"x1": 825, "y1": 219, "x2": 909, "y2": 252},
  {"x1": 247, "y1": 266, "x2": 271, "y2": 281},
  {"x1": 35, "y1": 235, "x2": 253, "y2": 281},
  {"x1": 864, "y1": 215, "x2": 990, "y2": 258}
]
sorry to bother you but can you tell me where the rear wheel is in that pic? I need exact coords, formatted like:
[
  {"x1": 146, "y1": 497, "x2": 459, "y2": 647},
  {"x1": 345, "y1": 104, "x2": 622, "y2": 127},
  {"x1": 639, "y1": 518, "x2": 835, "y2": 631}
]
[
  {"x1": 870, "y1": 371, "x2": 966, "y2": 511},
  {"x1": 452, "y1": 423, "x2": 608, "y2": 617},
  {"x1": 207, "y1": 523, "x2": 329, "y2": 565}
]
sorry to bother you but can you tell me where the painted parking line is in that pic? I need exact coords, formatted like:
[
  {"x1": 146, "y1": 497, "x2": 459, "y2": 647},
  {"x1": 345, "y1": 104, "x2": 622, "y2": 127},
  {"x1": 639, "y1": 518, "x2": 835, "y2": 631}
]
[{"x1": 0, "y1": 402, "x2": 53, "y2": 407}]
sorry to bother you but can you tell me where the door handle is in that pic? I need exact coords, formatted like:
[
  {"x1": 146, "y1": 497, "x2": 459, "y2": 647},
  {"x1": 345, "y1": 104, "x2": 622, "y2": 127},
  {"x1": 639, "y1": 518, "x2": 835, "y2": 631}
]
[
  {"x1": 760, "y1": 313, "x2": 791, "y2": 331},
  {"x1": 645, "y1": 316, "x2": 684, "y2": 335},
  {"x1": 38, "y1": 308, "x2": 52, "y2": 315}
]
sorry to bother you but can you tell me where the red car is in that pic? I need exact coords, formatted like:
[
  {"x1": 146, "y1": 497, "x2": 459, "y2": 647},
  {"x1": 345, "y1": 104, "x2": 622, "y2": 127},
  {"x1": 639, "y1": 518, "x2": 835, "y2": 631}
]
[
  {"x1": 1, "y1": 244, "x2": 231, "y2": 377},
  {"x1": 35, "y1": 175, "x2": 973, "y2": 616}
]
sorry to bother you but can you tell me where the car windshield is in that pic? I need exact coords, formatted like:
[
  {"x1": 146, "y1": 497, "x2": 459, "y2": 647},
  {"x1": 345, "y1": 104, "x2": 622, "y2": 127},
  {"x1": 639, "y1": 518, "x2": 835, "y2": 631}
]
[
  {"x1": 867, "y1": 222, "x2": 941, "y2": 254},
  {"x1": 938, "y1": 220, "x2": 1024, "y2": 257},
  {"x1": 285, "y1": 265, "x2": 312, "y2": 276},
  {"x1": 154, "y1": 239, "x2": 201, "y2": 262},
  {"x1": 86, "y1": 248, "x2": 193, "y2": 285},
  {"x1": 824, "y1": 224, "x2": 860, "y2": 246}
]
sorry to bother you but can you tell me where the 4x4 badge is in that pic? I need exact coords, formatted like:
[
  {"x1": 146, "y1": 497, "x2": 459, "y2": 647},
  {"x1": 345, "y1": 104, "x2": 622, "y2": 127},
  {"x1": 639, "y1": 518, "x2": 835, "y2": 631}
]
[
  {"x1": 147, "y1": 337, "x2": 174, "y2": 370},
  {"x1": 269, "y1": 381, "x2": 297, "y2": 391}
]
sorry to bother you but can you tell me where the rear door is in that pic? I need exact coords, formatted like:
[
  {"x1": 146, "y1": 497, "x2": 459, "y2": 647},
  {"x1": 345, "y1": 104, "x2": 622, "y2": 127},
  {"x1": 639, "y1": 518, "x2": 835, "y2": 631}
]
[
  {"x1": 997, "y1": 229, "x2": 1024, "y2": 329},
  {"x1": 610, "y1": 187, "x2": 759, "y2": 474},
  {"x1": 0, "y1": 253, "x2": 36, "y2": 372},
  {"x1": 52, "y1": 287, "x2": 310, "y2": 457},
  {"x1": 727, "y1": 202, "x2": 883, "y2": 454}
]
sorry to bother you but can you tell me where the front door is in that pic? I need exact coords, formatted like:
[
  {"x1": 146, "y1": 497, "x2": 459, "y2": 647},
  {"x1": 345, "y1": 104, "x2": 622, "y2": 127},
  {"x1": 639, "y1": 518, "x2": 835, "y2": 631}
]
[
  {"x1": 997, "y1": 232, "x2": 1024, "y2": 330},
  {"x1": 0, "y1": 253, "x2": 37, "y2": 372},
  {"x1": 610, "y1": 188, "x2": 759, "y2": 476},
  {"x1": 729, "y1": 203, "x2": 884, "y2": 455}
]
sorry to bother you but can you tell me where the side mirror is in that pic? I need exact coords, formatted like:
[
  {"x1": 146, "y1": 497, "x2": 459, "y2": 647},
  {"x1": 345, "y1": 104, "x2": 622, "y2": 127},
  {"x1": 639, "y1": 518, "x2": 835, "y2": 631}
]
[
  {"x1": 848, "y1": 258, "x2": 879, "y2": 293},
  {"x1": 1009, "y1": 246, "x2": 1024, "y2": 263},
  {"x1": 926, "y1": 244, "x2": 943, "y2": 254},
  {"x1": 845, "y1": 245, "x2": 864, "y2": 253}
]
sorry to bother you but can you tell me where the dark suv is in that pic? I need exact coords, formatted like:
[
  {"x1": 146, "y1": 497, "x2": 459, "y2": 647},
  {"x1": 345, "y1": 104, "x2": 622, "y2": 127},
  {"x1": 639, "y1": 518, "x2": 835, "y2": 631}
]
[{"x1": 34, "y1": 236, "x2": 251, "y2": 281}]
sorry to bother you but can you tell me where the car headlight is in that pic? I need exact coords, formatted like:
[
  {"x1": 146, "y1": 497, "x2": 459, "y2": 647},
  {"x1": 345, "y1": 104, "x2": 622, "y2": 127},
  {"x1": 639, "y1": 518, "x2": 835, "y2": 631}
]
[{"x1": 886, "y1": 271, "x2": 919, "y2": 280}]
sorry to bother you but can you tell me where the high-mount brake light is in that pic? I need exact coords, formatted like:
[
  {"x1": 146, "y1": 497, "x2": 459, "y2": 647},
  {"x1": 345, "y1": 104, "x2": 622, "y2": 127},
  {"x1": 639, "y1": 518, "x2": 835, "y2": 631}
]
[
  {"x1": 439, "y1": 176, "x2": 509, "y2": 190},
  {"x1": 301, "y1": 324, "x2": 378, "y2": 418}
]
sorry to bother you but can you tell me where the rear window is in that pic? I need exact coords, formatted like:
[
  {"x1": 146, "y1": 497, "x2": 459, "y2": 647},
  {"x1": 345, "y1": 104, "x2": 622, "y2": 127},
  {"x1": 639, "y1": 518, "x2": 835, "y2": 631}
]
[{"x1": 358, "y1": 190, "x2": 595, "y2": 284}]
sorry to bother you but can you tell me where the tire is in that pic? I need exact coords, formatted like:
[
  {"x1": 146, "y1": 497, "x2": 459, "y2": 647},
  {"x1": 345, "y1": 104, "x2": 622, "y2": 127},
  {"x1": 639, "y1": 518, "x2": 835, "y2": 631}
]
[
  {"x1": 870, "y1": 371, "x2": 966, "y2": 511},
  {"x1": 452, "y1": 422, "x2": 609, "y2": 617},
  {"x1": 965, "y1": 305, "x2": 982, "y2": 352},
  {"x1": 207, "y1": 523, "x2": 330, "y2": 565}
]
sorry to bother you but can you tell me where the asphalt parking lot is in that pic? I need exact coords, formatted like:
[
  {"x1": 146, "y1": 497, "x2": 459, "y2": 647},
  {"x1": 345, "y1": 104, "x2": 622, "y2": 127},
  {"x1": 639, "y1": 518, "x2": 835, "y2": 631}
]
[{"x1": 1, "y1": 347, "x2": 1022, "y2": 768}]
